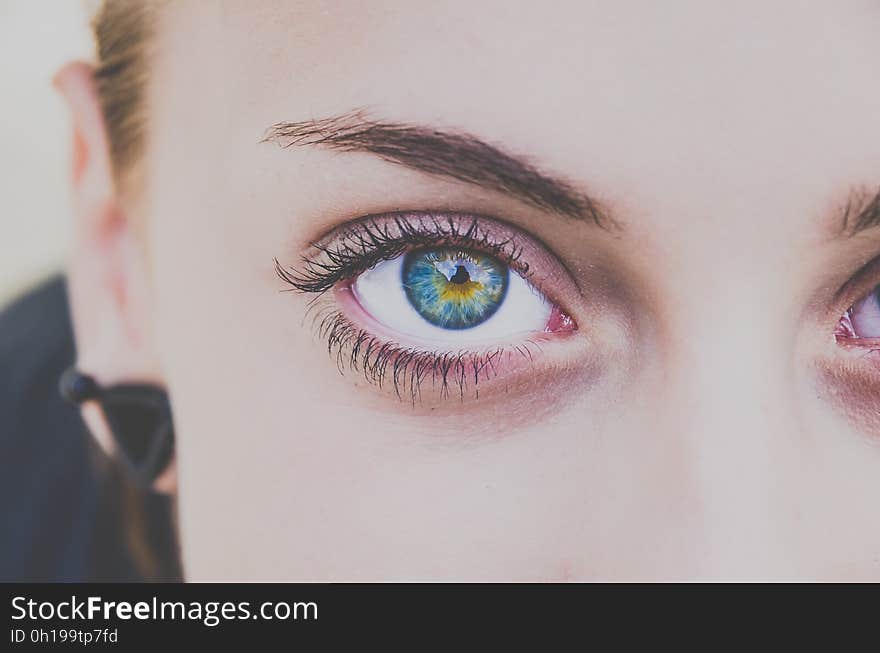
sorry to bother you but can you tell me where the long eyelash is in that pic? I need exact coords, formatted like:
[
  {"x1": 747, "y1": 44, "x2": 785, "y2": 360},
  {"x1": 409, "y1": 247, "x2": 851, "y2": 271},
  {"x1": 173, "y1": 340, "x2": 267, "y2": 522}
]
[
  {"x1": 275, "y1": 213, "x2": 528, "y2": 295},
  {"x1": 311, "y1": 306, "x2": 539, "y2": 404}
]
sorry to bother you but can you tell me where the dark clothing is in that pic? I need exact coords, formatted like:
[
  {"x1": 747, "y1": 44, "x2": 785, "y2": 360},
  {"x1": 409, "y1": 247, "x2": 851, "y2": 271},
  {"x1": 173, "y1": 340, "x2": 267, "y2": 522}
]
[{"x1": 0, "y1": 276, "x2": 178, "y2": 581}]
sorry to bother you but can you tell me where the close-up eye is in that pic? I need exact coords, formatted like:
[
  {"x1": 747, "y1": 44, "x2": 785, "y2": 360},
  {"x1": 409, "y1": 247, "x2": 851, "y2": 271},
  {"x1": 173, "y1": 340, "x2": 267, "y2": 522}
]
[
  {"x1": 276, "y1": 212, "x2": 583, "y2": 401},
  {"x1": 351, "y1": 246, "x2": 560, "y2": 344},
  {"x1": 838, "y1": 284, "x2": 880, "y2": 345}
]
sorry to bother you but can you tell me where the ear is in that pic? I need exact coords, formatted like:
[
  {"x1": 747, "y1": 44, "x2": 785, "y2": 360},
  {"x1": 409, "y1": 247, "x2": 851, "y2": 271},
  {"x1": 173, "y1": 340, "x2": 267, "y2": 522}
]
[{"x1": 54, "y1": 61, "x2": 176, "y2": 494}]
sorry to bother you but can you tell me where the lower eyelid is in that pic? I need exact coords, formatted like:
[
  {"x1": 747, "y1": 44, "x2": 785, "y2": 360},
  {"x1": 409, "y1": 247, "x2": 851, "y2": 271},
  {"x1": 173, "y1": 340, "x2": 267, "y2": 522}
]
[
  {"x1": 836, "y1": 334, "x2": 880, "y2": 349},
  {"x1": 312, "y1": 287, "x2": 590, "y2": 405}
]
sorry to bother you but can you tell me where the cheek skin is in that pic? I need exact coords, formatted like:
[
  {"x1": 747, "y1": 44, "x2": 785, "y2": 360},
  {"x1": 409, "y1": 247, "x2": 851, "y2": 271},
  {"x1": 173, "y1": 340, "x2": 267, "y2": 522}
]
[
  {"x1": 353, "y1": 355, "x2": 608, "y2": 444},
  {"x1": 816, "y1": 356, "x2": 880, "y2": 438}
]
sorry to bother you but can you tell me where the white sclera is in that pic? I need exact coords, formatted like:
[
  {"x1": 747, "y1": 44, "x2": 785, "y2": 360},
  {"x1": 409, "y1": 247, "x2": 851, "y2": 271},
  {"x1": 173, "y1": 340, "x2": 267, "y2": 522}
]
[
  {"x1": 352, "y1": 255, "x2": 552, "y2": 345},
  {"x1": 851, "y1": 289, "x2": 880, "y2": 338}
]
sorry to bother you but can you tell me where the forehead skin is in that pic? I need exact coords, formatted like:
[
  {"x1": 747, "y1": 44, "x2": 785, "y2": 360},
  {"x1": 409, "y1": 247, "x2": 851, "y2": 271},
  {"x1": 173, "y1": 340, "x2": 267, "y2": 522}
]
[
  {"x1": 141, "y1": 1, "x2": 880, "y2": 580},
  {"x1": 146, "y1": 0, "x2": 880, "y2": 300},
  {"x1": 153, "y1": 0, "x2": 880, "y2": 210}
]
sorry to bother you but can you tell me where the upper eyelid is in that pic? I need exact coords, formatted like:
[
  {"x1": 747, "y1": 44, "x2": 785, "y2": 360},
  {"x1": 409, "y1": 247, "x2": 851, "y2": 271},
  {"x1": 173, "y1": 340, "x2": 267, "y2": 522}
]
[
  {"x1": 277, "y1": 210, "x2": 590, "y2": 319},
  {"x1": 306, "y1": 210, "x2": 524, "y2": 253},
  {"x1": 834, "y1": 251, "x2": 880, "y2": 306},
  {"x1": 290, "y1": 211, "x2": 537, "y2": 281}
]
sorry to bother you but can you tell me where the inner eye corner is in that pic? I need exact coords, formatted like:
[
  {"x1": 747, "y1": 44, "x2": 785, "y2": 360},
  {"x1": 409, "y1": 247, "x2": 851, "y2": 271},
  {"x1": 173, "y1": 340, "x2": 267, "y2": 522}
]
[{"x1": 838, "y1": 283, "x2": 880, "y2": 344}]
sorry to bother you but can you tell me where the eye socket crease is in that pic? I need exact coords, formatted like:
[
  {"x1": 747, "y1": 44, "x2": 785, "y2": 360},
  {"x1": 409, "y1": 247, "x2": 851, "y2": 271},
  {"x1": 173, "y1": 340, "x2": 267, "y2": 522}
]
[
  {"x1": 836, "y1": 185, "x2": 880, "y2": 238},
  {"x1": 261, "y1": 109, "x2": 616, "y2": 229}
]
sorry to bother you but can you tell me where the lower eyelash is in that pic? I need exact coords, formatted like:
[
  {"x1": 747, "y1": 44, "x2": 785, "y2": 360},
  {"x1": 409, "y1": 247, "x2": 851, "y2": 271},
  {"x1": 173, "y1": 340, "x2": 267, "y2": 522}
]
[{"x1": 312, "y1": 307, "x2": 542, "y2": 404}]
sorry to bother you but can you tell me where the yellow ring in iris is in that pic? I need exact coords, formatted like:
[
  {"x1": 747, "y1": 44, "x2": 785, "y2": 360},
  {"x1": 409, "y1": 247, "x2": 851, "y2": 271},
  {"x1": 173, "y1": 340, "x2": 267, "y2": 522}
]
[{"x1": 402, "y1": 247, "x2": 509, "y2": 330}]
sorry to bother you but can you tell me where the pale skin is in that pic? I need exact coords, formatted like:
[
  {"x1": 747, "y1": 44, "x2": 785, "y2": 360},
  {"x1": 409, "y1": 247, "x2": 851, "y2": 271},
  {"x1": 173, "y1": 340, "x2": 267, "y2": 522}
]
[{"x1": 56, "y1": 0, "x2": 880, "y2": 580}]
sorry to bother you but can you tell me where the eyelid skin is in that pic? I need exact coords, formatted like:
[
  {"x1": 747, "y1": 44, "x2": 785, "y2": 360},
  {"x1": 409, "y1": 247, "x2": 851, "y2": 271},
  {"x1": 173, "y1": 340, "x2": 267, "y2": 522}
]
[
  {"x1": 833, "y1": 250, "x2": 880, "y2": 307},
  {"x1": 276, "y1": 211, "x2": 611, "y2": 410}
]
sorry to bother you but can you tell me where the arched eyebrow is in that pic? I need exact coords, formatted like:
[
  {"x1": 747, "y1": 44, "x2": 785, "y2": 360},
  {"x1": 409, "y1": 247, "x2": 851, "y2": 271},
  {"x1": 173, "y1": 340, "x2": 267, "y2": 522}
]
[{"x1": 262, "y1": 110, "x2": 613, "y2": 228}]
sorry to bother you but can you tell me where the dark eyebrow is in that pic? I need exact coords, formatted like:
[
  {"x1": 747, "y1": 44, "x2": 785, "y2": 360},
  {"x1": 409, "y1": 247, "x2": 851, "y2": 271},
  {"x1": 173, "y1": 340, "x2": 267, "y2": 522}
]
[
  {"x1": 839, "y1": 186, "x2": 880, "y2": 237},
  {"x1": 262, "y1": 110, "x2": 612, "y2": 228}
]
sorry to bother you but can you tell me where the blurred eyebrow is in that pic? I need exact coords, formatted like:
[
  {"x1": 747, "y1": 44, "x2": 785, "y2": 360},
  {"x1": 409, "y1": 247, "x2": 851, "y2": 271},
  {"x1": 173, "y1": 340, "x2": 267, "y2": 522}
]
[
  {"x1": 262, "y1": 110, "x2": 611, "y2": 227},
  {"x1": 838, "y1": 187, "x2": 880, "y2": 237}
]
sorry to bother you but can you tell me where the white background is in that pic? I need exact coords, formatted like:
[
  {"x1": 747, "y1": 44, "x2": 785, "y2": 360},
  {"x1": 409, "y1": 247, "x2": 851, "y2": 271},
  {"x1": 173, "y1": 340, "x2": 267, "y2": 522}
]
[{"x1": 0, "y1": 1, "x2": 93, "y2": 305}]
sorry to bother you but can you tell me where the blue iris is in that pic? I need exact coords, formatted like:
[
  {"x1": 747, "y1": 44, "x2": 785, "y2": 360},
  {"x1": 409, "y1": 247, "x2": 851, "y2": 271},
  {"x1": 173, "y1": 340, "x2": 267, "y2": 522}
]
[{"x1": 402, "y1": 247, "x2": 509, "y2": 329}]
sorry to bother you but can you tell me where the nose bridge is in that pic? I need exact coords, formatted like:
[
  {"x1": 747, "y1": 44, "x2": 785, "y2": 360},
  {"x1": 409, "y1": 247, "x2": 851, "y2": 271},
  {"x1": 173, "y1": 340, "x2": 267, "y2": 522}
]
[{"x1": 664, "y1": 266, "x2": 800, "y2": 576}]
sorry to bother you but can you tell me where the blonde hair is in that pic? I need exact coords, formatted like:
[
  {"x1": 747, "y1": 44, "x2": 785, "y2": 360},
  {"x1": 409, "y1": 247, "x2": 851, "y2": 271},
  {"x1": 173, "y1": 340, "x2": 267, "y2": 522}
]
[{"x1": 91, "y1": 0, "x2": 155, "y2": 180}]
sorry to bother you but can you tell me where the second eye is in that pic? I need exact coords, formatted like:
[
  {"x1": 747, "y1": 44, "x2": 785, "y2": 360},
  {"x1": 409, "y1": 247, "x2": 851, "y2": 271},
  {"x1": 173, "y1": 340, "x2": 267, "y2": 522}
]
[{"x1": 350, "y1": 246, "x2": 565, "y2": 344}]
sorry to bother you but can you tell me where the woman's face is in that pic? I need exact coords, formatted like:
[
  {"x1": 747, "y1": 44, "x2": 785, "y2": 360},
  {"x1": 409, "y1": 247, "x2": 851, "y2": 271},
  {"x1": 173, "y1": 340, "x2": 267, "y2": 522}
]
[{"x1": 99, "y1": 0, "x2": 880, "y2": 579}]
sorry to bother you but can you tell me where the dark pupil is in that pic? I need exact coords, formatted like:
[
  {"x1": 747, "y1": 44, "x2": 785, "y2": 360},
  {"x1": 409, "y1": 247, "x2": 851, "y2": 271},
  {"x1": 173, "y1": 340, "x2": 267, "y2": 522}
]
[{"x1": 449, "y1": 265, "x2": 470, "y2": 284}]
